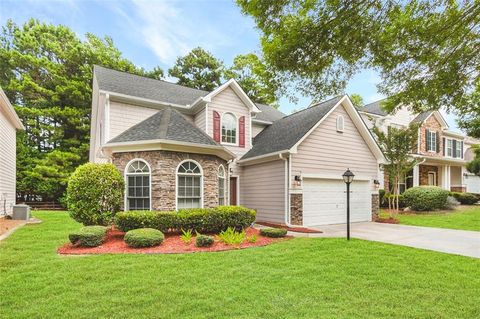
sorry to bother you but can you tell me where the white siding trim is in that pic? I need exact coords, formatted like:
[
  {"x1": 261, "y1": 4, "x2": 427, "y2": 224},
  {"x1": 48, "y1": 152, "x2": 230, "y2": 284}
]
[{"x1": 175, "y1": 159, "x2": 204, "y2": 211}]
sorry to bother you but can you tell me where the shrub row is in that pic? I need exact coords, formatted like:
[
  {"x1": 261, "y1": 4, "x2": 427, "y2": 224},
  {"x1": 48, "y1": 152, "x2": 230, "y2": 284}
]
[
  {"x1": 403, "y1": 186, "x2": 449, "y2": 211},
  {"x1": 450, "y1": 192, "x2": 478, "y2": 205},
  {"x1": 115, "y1": 206, "x2": 256, "y2": 233},
  {"x1": 124, "y1": 228, "x2": 164, "y2": 248},
  {"x1": 69, "y1": 226, "x2": 108, "y2": 247},
  {"x1": 260, "y1": 228, "x2": 287, "y2": 238}
]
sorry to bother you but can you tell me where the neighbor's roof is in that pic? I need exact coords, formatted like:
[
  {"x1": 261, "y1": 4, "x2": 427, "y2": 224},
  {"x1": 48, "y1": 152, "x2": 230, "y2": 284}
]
[
  {"x1": 411, "y1": 111, "x2": 433, "y2": 123},
  {"x1": 94, "y1": 65, "x2": 284, "y2": 123},
  {"x1": 108, "y1": 108, "x2": 217, "y2": 146},
  {"x1": 360, "y1": 99, "x2": 388, "y2": 116},
  {"x1": 241, "y1": 96, "x2": 342, "y2": 160}
]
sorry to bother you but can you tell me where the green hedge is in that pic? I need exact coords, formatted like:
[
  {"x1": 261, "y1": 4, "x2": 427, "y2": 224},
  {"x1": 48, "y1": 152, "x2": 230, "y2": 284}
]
[
  {"x1": 115, "y1": 206, "x2": 256, "y2": 233},
  {"x1": 260, "y1": 228, "x2": 287, "y2": 238},
  {"x1": 450, "y1": 192, "x2": 478, "y2": 205},
  {"x1": 403, "y1": 186, "x2": 449, "y2": 211},
  {"x1": 124, "y1": 228, "x2": 164, "y2": 248},
  {"x1": 69, "y1": 226, "x2": 108, "y2": 247}
]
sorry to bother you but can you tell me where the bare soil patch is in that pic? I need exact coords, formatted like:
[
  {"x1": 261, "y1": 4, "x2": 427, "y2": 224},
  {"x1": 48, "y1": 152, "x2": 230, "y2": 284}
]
[{"x1": 0, "y1": 218, "x2": 25, "y2": 236}]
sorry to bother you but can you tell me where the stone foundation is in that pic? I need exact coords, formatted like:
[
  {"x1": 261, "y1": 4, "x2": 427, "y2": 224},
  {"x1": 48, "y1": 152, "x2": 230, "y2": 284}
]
[
  {"x1": 371, "y1": 194, "x2": 380, "y2": 220},
  {"x1": 450, "y1": 186, "x2": 466, "y2": 193},
  {"x1": 112, "y1": 150, "x2": 227, "y2": 211},
  {"x1": 290, "y1": 194, "x2": 303, "y2": 225}
]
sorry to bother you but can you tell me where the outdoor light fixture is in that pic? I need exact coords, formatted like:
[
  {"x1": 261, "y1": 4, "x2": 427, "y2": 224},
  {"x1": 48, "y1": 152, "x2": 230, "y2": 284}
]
[
  {"x1": 373, "y1": 179, "x2": 380, "y2": 188},
  {"x1": 294, "y1": 175, "x2": 301, "y2": 182},
  {"x1": 342, "y1": 169, "x2": 355, "y2": 240}
]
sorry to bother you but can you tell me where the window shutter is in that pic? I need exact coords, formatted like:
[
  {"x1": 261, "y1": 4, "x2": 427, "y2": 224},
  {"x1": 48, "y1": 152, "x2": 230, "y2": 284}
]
[
  {"x1": 452, "y1": 139, "x2": 457, "y2": 158},
  {"x1": 213, "y1": 111, "x2": 220, "y2": 142},
  {"x1": 239, "y1": 116, "x2": 245, "y2": 148},
  {"x1": 442, "y1": 137, "x2": 446, "y2": 155},
  {"x1": 460, "y1": 141, "x2": 464, "y2": 159},
  {"x1": 425, "y1": 129, "x2": 430, "y2": 151},
  {"x1": 436, "y1": 132, "x2": 440, "y2": 153}
]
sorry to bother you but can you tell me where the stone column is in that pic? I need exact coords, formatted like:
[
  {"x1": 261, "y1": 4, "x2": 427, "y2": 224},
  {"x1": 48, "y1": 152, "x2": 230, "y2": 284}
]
[
  {"x1": 371, "y1": 193, "x2": 380, "y2": 220},
  {"x1": 290, "y1": 194, "x2": 303, "y2": 225}
]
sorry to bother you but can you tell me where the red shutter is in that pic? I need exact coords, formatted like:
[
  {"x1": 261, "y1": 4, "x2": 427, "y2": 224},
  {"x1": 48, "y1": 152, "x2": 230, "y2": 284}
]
[
  {"x1": 239, "y1": 116, "x2": 245, "y2": 148},
  {"x1": 213, "y1": 111, "x2": 220, "y2": 142}
]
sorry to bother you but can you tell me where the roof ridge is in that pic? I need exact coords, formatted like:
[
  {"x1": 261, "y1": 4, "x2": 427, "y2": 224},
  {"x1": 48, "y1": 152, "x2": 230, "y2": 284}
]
[
  {"x1": 279, "y1": 95, "x2": 342, "y2": 120},
  {"x1": 158, "y1": 108, "x2": 171, "y2": 138},
  {"x1": 93, "y1": 65, "x2": 210, "y2": 94}
]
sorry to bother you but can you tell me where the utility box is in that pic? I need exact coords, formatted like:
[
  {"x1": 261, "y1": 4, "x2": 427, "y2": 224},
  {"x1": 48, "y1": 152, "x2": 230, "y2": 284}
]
[{"x1": 12, "y1": 205, "x2": 30, "y2": 220}]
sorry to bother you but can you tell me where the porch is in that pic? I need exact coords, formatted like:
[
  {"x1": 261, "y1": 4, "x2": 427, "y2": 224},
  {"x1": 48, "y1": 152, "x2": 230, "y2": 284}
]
[{"x1": 411, "y1": 161, "x2": 467, "y2": 192}]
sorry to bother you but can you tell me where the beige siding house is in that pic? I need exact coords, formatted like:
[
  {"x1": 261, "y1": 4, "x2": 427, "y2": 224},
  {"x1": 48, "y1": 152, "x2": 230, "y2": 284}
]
[
  {"x1": 0, "y1": 88, "x2": 24, "y2": 216},
  {"x1": 90, "y1": 66, "x2": 385, "y2": 226}
]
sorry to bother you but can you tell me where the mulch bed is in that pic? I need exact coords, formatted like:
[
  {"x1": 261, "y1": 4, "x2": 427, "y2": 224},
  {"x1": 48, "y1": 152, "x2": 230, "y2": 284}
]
[
  {"x1": 0, "y1": 218, "x2": 26, "y2": 236},
  {"x1": 256, "y1": 222, "x2": 323, "y2": 233},
  {"x1": 58, "y1": 227, "x2": 290, "y2": 255},
  {"x1": 374, "y1": 217, "x2": 400, "y2": 224}
]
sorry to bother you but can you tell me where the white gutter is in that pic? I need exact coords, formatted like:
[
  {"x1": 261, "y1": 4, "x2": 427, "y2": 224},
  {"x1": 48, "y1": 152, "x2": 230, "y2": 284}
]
[
  {"x1": 279, "y1": 153, "x2": 293, "y2": 227},
  {"x1": 237, "y1": 149, "x2": 291, "y2": 164},
  {"x1": 99, "y1": 90, "x2": 192, "y2": 111}
]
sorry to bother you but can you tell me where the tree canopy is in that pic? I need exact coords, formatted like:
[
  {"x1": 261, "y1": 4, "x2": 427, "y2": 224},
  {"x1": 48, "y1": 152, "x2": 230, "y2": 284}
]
[
  {"x1": 237, "y1": 0, "x2": 480, "y2": 132},
  {"x1": 0, "y1": 19, "x2": 162, "y2": 201}
]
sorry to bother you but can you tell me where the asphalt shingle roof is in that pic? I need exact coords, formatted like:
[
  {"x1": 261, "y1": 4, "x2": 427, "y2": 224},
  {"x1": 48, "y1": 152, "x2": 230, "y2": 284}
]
[
  {"x1": 108, "y1": 108, "x2": 218, "y2": 146},
  {"x1": 412, "y1": 111, "x2": 432, "y2": 123},
  {"x1": 360, "y1": 99, "x2": 388, "y2": 116},
  {"x1": 242, "y1": 96, "x2": 343, "y2": 160},
  {"x1": 254, "y1": 103, "x2": 286, "y2": 122}
]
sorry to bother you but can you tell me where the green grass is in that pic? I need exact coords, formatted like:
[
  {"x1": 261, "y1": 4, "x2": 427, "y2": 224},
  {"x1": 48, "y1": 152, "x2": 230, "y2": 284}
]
[
  {"x1": 381, "y1": 206, "x2": 480, "y2": 231},
  {"x1": 0, "y1": 211, "x2": 479, "y2": 318}
]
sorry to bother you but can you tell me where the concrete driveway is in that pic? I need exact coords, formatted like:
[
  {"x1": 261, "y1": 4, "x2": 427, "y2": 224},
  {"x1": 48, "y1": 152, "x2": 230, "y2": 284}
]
[{"x1": 295, "y1": 222, "x2": 480, "y2": 258}]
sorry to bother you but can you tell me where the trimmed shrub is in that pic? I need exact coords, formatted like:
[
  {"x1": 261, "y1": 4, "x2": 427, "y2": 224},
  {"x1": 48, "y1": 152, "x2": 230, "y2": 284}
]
[
  {"x1": 260, "y1": 228, "x2": 287, "y2": 238},
  {"x1": 124, "y1": 228, "x2": 164, "y2": 248},
  {"x1": 195, "y1": 234, "x2": 214, "y2": 247},
  {"x1": 67, "y1": 163, "x2": 124, "y2": 226},
  {"x1": 450, "y1": 192, "x2": 478, "y2": 205},
  {"x1": 115, "y1": 211, "x2": 177, "y2": 232},
  {"x1": 69, "y1": 226, "x2": 107, "y2": 247},
  {"x1": 115, "y1": 206, "x2": 256, "y2": 234},
  {"x1": 403, "y1": 186, "x2": 449, "y2": 211}
]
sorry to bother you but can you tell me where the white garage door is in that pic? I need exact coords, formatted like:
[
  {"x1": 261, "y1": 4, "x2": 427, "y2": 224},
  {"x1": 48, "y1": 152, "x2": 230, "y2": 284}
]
[
  {"x1": 303, "y1": 178, "x2": 372, "y2": 226},
  {"x1": 465, "y1": 174, "x2": 480, "y2": 194}
]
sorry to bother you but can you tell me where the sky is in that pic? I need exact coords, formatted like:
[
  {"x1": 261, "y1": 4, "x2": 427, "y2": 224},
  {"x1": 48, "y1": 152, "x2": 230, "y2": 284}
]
[{"x1": 0, "y1": 0, "x2": 460, "y2": 130}]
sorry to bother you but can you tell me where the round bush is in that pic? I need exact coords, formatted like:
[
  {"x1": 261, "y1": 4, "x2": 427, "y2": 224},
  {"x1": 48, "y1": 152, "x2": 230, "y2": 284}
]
[
  {"x1": 67, "y1": 163, "x2": 124, "y2": 226},
  {"x1": 195, "y1": 234, "x2": 214, "y2": 247},
  {"x1": 260, "y1": 228, "x2": 287, "y2": 238},
  {"x1": 69, "y1": 226, "x2": 108, "y2": 247},
  {"x1": 402, "y1": 186, "x2": 449, "y2": 211},
  {"x1": 124, "y1": 228, "x2": 164, "y2": 248}
]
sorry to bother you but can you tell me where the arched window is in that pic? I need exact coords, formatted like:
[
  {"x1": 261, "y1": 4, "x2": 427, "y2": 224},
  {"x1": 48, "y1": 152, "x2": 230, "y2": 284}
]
[
  {"x1": 125, "y1": 159, "x2": 151, "y2": 211},
  {"x1": 218, "y1": 165, "x2": 226, "y2": 205},
  {"x1": 177, "y1": 160, "x2": 202, "y2": 209},
  {"x1": 336, "y1": 115, "x2": 344, "y2": 132},
  {"x1": 222, "y1": 113, "x2": 237, "y2": 144}
]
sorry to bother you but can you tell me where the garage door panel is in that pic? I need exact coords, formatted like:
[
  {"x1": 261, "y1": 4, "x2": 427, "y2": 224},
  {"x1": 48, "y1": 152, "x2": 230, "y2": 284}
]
[{"x1": 303, "y1": 178, "x2": 372, "y2": 226}]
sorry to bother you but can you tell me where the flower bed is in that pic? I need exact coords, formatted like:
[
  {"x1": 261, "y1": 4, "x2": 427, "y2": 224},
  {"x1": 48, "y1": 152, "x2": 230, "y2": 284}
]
[{"x1": 58, "y1": 227, "x2": 289, "y2": 255}]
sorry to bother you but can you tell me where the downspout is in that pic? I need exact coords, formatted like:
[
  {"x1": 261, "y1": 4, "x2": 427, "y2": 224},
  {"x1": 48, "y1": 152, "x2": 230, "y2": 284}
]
[{"x1": 279, "y1": 153, "x2": 293, "y2": 227}]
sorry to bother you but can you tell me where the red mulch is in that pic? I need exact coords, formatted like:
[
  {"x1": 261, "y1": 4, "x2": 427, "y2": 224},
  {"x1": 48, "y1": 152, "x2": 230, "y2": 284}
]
[
  {"x1": 374, "y1": 217, "x2": 400, "y2": 224},
  {"x1": 58, "y1": 227, "x2": 290, "y2": 255},
  {"x1": 256, "y1": 222, "x2": 323, "y2": 233}
]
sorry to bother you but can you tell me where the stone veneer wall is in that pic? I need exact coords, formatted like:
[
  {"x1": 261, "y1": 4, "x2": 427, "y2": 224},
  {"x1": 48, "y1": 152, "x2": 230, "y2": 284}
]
[
  {"x1": 290, "y1": 194, "x2": 303, "y2": 225},
  {"x1": 419, "y1": 165, "x2": 438, "y2": 186},
  {"x1": 112, "y1": 150, "x2": 227, "y2": 211},
  {"x1": 371, "y1": 194, "x2": 380, "y2": 220},
  {"x1": 450, "y1": 186, "x2": 466, "y2": 193}
]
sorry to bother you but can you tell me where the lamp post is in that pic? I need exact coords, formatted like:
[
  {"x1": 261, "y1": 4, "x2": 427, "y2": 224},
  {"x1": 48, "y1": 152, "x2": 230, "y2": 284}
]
[{"x1": 342, "y1": 169, "x2": 355, "y2": 240}]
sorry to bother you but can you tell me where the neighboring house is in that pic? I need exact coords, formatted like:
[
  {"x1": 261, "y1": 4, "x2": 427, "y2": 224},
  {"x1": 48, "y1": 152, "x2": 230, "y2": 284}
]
[
  {"x1": 359, "y1": 99, "x2": 480, "y2": 194},
  {"x1": 90, "y1": 66, "x2": 385, "y2": 226},
  {"x1": 0, "y1": 88, "x2": 24, "y2": 216}
]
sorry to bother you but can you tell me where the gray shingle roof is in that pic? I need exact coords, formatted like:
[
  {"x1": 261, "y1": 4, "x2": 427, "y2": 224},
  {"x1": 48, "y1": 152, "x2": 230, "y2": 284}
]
[
  {"x1": 242, "y1": 96, "x2": 343, "y2": 160},
  {"x1": 360, "y1": 99, "x2": 388, "y2": 116},
  {"x1": 255, "y1": 103, "x2": 286, "y2": 122},
  {"x1": 94, "y1": 65, "x2": 208, "y2": 106},
  {"x1": 108, "y1": 108, "x2": 218, "y2": 146},
  {"x1": 412, "y1": 111, "x2": 432, "y2": 123}
]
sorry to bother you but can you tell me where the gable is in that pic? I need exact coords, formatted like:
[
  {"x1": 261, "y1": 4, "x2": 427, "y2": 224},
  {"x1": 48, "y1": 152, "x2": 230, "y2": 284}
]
[{"x1": 292, "y1": 102, "x2": 379, "y2": 177}]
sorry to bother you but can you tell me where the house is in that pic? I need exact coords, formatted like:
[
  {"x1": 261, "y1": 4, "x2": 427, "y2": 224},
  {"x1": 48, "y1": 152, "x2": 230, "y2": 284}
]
[
  {"x1": 0, "y1": 88, "x2": 24, "y2": 216},
  {"x1": 89, "y1": 66, "x2": 385, "y2": 226},
  {"x1": 359, "y1": 100, "x2": 480, "y2": 194}
]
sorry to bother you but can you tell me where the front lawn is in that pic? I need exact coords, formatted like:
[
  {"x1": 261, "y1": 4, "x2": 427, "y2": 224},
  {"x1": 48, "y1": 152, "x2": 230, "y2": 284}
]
[
  {"x1": 381, "y1": 206, "x2": 480, "y2": 231},
  {"x1": 0, "y1": 212, "x2": 479, "y2": 318}
]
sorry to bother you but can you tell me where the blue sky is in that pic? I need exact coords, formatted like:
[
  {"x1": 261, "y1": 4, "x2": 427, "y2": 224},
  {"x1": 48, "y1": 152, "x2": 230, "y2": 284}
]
[{"x1": 0, "y1": 0, "x2": 459, "y2": 130}]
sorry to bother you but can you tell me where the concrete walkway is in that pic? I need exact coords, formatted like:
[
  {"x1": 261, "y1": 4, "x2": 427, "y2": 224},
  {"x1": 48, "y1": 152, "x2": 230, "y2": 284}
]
[{"x1": 292, "y1": 222, "x2": 480, "y2": 258}]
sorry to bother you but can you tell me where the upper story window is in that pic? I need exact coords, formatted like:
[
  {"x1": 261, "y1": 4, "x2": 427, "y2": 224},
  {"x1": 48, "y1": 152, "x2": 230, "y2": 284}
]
[
  {"x1": 444, "y1": 138, "x2": 463, "y2": 159},
  {"x1": 222, "y1": 113, "x2": 237, "y2": 144},
  {"x1": 426, "y1": 130, "x2": 437, "y2": 152},
  {"x1": 336, "y1": 115, "x2": 344, "y2": 132},
  {"x1": 446, "y1": 139, "x2": 453, "y2": 157},
  {"x1": 125, "y1": 159, "x2": 151, "y2": 211}
]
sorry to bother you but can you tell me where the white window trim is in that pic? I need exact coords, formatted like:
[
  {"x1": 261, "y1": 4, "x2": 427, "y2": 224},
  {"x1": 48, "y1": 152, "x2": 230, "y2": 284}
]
[
  {"x1": 124, "y1": 158, "x2": 152, "y2": 211},
  {"x1": 336, "y1": 115, "x2": 344, "y2": 132},
  {"x1": 446, "y1": 139, "x2": 453, "y2": 157},
  {"x1": 218, "y1": 164, "x2": 226, "y2": 206},
  {"x1": 444, "y1": 138, "x2": 464, "y2": 159},
  {"x1": 427, "y1": 130, "x2": 437, "y2": 152},
  {"x1": 220, "y1": 112, "x2": 238, "y2": 146},
  {"x1": 175, "y1": 159, "x2": 204, "y2": 210},
  {"x1": 427, "y1": 171, "x2": 437, "y2": 186}
]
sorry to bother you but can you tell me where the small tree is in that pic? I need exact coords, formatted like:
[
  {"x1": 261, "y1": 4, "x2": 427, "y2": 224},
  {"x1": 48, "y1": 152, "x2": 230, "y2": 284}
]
[
  {"x1": 466, "y1": 145, "x2": 480, "y2": 175},
  {"x1": 67, "y1": 163, "x2": 124, "y2": 226},
  {"x1": 373, "y1": 124, "x2": 420, "y2": 217}
]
